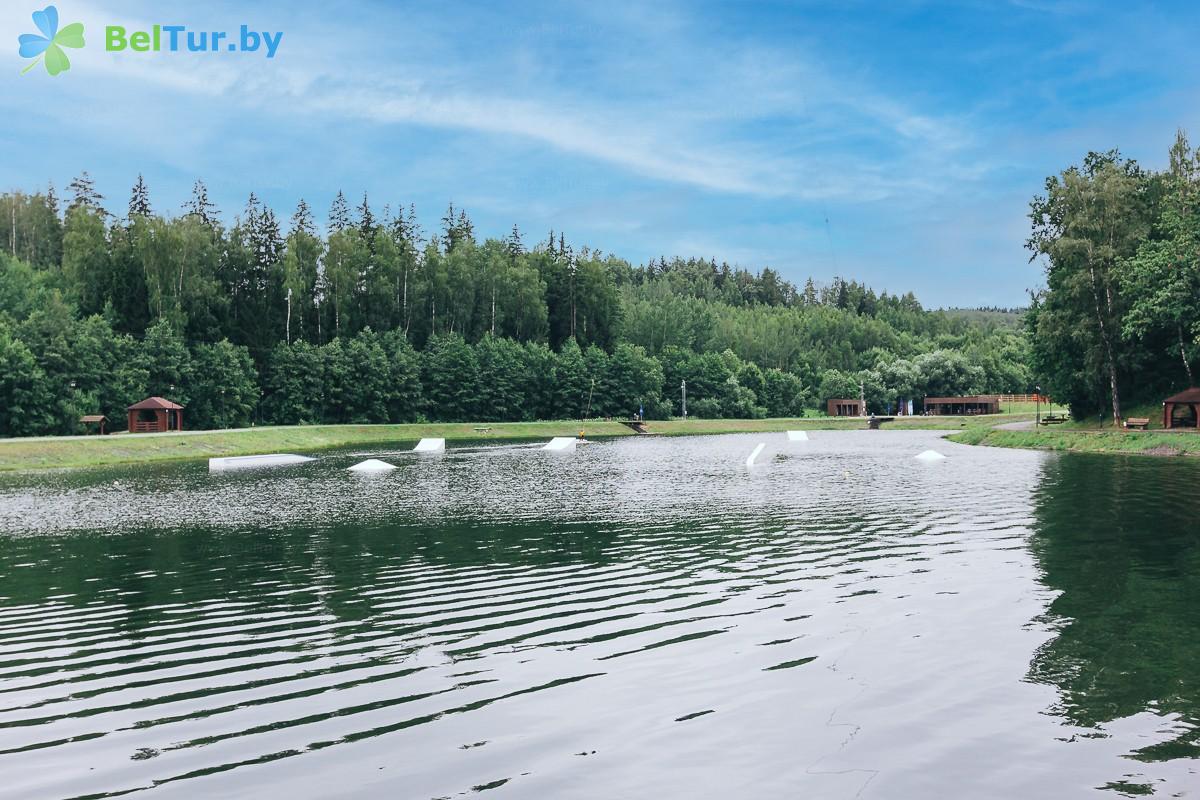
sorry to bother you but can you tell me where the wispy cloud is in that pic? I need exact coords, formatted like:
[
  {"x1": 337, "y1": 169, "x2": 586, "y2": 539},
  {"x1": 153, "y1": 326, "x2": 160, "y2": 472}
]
[
  {"x1": 6, "y1": 0, "x2": 982, "y2": 202},
  {"x1": 5, "y1": 0, "x2": 1193, "y2": 306}
]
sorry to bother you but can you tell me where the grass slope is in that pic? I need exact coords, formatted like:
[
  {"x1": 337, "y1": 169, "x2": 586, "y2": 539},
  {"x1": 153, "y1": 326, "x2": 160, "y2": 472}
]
[{"x1": 950, "y1": 425, "x2": 1200, "y2": 456}]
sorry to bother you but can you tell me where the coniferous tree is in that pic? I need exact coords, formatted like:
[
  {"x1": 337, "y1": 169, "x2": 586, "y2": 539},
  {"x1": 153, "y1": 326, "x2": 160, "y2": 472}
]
[
  {"x1": 45, "y1": 182, "x2": 59, "y2": 219},
  {"x1": 803, "y1": 278, "x2": 818, "y2": 306},
  {"x1": 290, "y1": 198, "x2": 316, "y2": 237},
  {"x1": 128, "y1": 174, "x2": 152, "y2": 219},
  {"x1": 441, "y1": 203, "x2": 457, "y2": 250},
  {"x1": 357, "y1": 193, "x2": 376, "y2": 253},
  {"x1": 507, "y1": 224, "x2": 524, "y2": 259},
  {"x1": 406, "y1": 204, "x2": 422, "y2": 244},
  {"x1": 67, "y1": 171, "x2": 105, "y2": 215},
  {"x1": 329, "y1": 191, "x2": 350, "y2": 232},
  {"x1": 456, "y1": 210, "x2": 474, "y2": 244},
  {"x1": 183, "y1": 180, "x2": 219, "y2": 227}
]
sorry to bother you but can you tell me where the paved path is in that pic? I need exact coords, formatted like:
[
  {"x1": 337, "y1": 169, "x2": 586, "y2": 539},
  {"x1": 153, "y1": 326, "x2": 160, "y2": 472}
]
[{"x1": 993, "y1": 420, "x2": 1036, "y2": 431}]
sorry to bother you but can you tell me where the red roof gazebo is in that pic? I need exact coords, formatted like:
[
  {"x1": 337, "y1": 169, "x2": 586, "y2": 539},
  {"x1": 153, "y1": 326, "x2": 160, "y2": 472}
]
[
  {"x1": 127, "y1": 397, "x2": 184, "y2": 433},
  {"x1": 1163, "y1": 388, "x2": 1200, "y2": 429}
]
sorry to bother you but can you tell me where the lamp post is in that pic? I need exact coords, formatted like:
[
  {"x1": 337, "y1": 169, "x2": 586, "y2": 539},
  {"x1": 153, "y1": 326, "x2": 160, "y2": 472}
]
[
  {"x1": 1035, "y1": 385, "x2": 1041, "y2": 427},
  {"x1": 681, "y1": 379, "x2": 687, "y2": 421}
]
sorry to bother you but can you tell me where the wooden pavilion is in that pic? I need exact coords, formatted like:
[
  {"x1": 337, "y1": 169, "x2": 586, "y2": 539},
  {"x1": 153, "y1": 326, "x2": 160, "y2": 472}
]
[
  {"x1": 79, "y1": 414, "x2": 107, "y2": 435},
  {"x1": 923, "y1": 396, "x2": 1001, "y2": 415},
  {"x1": 1163, "y1": 387, "x2": 1200, "y2": 429},
  {"x1": 827, "y1": 398, "x2": 865, "y2": 416},
  {"x1": 126, "y1": 397, "x2": 184, "y2": 433}
]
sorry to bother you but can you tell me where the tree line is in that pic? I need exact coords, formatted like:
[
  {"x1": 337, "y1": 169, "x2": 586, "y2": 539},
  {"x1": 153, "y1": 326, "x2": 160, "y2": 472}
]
[
  {"x1": 1027, "y1": 130, "x2": 1200, "y2": 420},
  {"x1": 0, "y1": 174, "x2": 1030, "y2": 436}
]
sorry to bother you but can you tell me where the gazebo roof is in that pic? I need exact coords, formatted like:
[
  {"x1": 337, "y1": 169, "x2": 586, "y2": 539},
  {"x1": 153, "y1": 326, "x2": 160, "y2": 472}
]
[
  {"x1": 1164, "y1": 387, "x2": 1200, "y2": 404},
  {"x1": 127, "y1": 396, "x2": 184, "y2": 411},
  {"x1": 80, "y1": 415, "x2": 107, "y2": 423}
]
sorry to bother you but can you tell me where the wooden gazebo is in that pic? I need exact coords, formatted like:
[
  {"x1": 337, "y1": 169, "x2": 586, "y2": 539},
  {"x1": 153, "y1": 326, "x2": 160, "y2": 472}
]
[
  {"x1": 79, "y1": 415, "x2": 107, "y2": 435},
  {"x1": 1163, "y1": 387, "x2": 1200, "y2": 429},
  {"x1": 127, "y1": 397, "x2": 184, "y2": 433}
]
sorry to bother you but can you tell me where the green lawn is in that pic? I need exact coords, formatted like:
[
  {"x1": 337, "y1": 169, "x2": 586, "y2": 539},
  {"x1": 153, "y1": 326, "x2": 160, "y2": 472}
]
[
  {"x1": 0, "y1": 422, "x2": 630, "y2": 471},
  {"x1": 947, "y1": 401, "x2": 1200, "y2": 456},
  {"x1": 949, "y1": 425, "x2": 1200, "y2": 456}
]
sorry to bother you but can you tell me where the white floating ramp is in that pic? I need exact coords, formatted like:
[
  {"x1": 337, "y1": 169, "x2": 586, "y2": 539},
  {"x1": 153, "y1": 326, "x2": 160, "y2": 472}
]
[
  {"x1": 209, "y1": 454, "x2": 314, "y2": 471},
  {"x1": 915, "y1": 450, "x2": 947, "y2": 461},
  {"x1": 542, "y1": 437, "x2": 577, "y2": 451},
  {"x1": 787, "y1": 430, "x2": 809, "y2": 441},
  {"x1": 746, "y1": 442, "x2": 766, "y2": 467},
  {"x1": 413, "y1": 438, "x2": 445, "y2": 453},
  {"x1": 347, "y1": 459, "x2": 397, "y2": 472}
]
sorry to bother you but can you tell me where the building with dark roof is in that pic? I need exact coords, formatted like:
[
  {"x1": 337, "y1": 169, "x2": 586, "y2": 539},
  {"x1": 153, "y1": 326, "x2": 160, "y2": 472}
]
[
  {"x1": 1163, "y1": 387, "x2": 1200, "y2": 429},
  {"x1": 923, "y1": 396, "x2": 1001, "y2": 415},
  {"x1": 126, "y1": 397, "x2": 184, "y2": 433}
]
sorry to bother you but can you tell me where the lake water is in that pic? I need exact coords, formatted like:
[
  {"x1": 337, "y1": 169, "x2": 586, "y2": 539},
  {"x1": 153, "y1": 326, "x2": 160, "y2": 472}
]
[{"x1": 0, "y1": 431, "x2": 1197, "y2": 798}]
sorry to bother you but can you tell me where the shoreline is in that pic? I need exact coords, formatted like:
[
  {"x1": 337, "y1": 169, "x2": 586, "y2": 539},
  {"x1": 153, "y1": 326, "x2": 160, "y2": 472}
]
[
  {"x1": 946, "y1": 425, "x2": 1200, "y2": 458},
  {"x1": 6, "y1": 412, "x2": 1195, "y2": 471},
  {"x1": 0, "y1": 415, "x2": 998, "y2": 472}
]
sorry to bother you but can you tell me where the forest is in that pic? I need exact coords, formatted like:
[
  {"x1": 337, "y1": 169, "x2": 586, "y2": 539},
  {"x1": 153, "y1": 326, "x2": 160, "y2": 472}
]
[
  {"x1": 1027, "y1": 130, "x2": 1200, "y2": 420},
  {"x1": 0, "y1": 174, "x2": 1029, "y2": 436}
]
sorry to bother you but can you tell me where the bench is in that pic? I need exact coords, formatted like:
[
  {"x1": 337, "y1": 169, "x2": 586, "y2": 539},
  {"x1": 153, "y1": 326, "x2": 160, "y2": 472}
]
[
  {"x1": 1039, "y1": 415, "x2": 1067, "y2": 425},
  {"x1": 1124, "y1": 417, "x2": 1150, "y2": 431},
  {"x1": 473, "y1": 426, "x2": 493, "y2": 433}
]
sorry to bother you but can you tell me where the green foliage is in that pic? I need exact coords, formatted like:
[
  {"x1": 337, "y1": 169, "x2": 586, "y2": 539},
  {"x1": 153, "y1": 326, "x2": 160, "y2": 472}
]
[
  {"x1": 187, "y1": 340, "x2": 258, "y2": 429},
  {"x1": 0, "y1": 178, "x2": 1032, "y2": 436},
  {"x1": 137, "y1": 319, "x2": 191, "y2": 404},
  {"x1": 0, "y1": 322, "x2": 54, "y2": 436},
  {"x1": 1029, "y1": 133, "x2": 1200, "y2": 417},
  {"x1": 61, "y1": 206, "x2": 109, "y2": 316},
  {"x1": 421, "y1": 333, "x2": 480, "y2": 422},
  {"x1": 380, "y1": 330, "x2": 423, "y2": 423},
  {"x1": 262, "y1": 341, "x2": 324, "y2": 425},
  {"x1": 598, "y1": 343, "x2": 664, "y2": 418},
  {"x1": 475, "y1": 335, "x2": 534, "y2": 421}
]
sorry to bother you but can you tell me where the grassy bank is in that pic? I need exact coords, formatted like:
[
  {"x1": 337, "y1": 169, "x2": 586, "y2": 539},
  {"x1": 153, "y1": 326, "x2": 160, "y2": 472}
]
[
  {"x1": 0, "y1": 414, "x2": 1009, "y2": 472},
  {"x1": 948, "y1": 400, "x2": 1200, "y2": 456},
  {"x1": 0, "y1": 421, "x2": 630, "y2": 472},
  {"x1": 949, "y1": 425, "x2": 1200, "y2": 456}
]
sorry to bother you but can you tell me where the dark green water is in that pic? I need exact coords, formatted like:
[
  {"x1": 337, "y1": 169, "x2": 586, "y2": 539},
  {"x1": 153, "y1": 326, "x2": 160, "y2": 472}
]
[{"x1": 0, "y1": 432, "x2": 1197, "y2": 798}]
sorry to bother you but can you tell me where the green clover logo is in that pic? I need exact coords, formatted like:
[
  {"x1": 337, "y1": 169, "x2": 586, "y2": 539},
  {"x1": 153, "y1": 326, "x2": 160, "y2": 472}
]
[{"x1": 18, "y1": 6, "x2": 84, "y2": 76}]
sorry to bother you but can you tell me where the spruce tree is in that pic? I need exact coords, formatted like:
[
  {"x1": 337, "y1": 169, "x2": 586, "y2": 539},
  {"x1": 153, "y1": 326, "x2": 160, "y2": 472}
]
[
  {"x1": 250, "y1": 203, "x2": 283, "y2": 270},
  {"x1": 357, "y1": 192, "x2": 376, "y2": 252},
  {"x1": 183, "y1": 180, "x2": 218, "y2": 227},
  {"x1": 803, "y1": 277, "x2": 818, "y2": 306},
  {"x1": 67, "y1": 171, "x2": 105, "y2": 215},
  {"x1": 45, "y1": 182, "x2": 59, "y2": 219},
  {"x1": 441, "y1": 203, "x2": 457, "y2": 250},
  {"x1": 456, "y1": 209, "x2": 474, "y2": 244},
  {"x1": 405, "y1": 204, "x2": 422, "y2": 245},
  {"x1": 329, "y1": 191, "x2": 350, "y2": 232},
  {"x1": 128, "y1": 174, "x2": 152, "y2": 219},
  {"x1": 290, "y1": 198, "x2": 316, "y2": 237},
  {"x1": 507, "y1": 224, "x2": 524, "y2": 259}
]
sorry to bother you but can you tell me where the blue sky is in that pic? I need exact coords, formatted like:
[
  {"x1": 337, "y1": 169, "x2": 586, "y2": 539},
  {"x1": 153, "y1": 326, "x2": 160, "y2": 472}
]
[{"x1": 3, "y1": 1, "x2": 1199, "y2": 307}]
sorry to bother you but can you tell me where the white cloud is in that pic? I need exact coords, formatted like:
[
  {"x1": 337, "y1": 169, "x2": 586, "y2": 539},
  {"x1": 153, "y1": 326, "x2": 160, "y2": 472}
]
[{"x1": 0, "y1": 0, "x2": 986, "y2": 202}]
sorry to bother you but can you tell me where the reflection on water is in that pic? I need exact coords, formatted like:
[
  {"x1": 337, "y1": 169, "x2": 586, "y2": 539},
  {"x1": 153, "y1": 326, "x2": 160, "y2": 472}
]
[
  {"x1": 0, "y1": 432, "x2": 1196, "y2": 798},
  {"x1": 1027, "y1": 454, "x2": 1200, "y2": 792}
]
